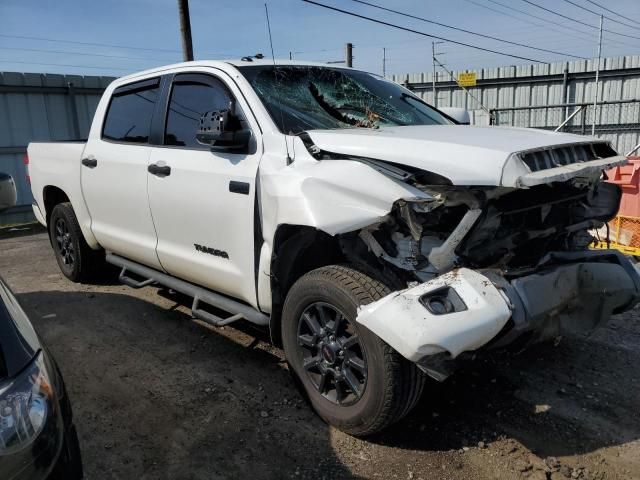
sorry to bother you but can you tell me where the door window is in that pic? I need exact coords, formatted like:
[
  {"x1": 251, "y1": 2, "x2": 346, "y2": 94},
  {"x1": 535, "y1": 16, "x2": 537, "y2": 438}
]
[
  {"x1": 164, "y1": 75, "x2": 239, "y2": 149},
  {"x1": 102, "y1": 78, "x2": 160, "y2": 143}
]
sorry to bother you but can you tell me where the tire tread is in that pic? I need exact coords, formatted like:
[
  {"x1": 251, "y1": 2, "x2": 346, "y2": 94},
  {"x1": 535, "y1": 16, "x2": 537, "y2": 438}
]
[{"x1": 294, "y1": 265, "x2": 427, "y2": 436}]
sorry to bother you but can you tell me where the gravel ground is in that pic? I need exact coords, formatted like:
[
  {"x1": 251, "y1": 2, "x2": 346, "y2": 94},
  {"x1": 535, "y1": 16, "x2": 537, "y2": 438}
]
[{"x1": 1, "y1": 226, "x2": 639, "y2": 480}]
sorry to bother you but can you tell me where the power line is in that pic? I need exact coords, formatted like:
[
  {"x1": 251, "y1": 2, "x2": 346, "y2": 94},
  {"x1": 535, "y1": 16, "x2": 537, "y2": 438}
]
[
  {"x1": 301, "y1": 0, "x2": 544, "y2": 63},
  {"x1": 0, "y1": 59, "x2": 134, "y2": 71},
  {"x1": 0, "y1": 46, "x2": 178, "y2": 63},
  {"x1": 466, "y1": 0, "x2": 594, "y2": 43},
  {"x1": 560, "y1": 0, "x2": 637, "y2": 30},
  {"x1": 479, "y1": 0, "x2": 639, "y2": 49},
  {"x1": 349, "y1": 0, "x2": 583, "y2": 59},
  {"x1": 0, "y1": 33, "x2": 237, "y2": 57},
  {"x1": 520, "y1": 0, "x2": 640, "y2": 41},
  {"x1": 582, "y1": 0, "x2": 637, "y2": 24}
]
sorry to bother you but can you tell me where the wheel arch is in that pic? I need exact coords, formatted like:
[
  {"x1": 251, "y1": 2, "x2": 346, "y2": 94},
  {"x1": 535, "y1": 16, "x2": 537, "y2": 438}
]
[
  {"x1": 42, "y1": 185, "x2": 100, "y2": 250},
  {"x1": 268, "y1": 224, "x2": 345, "y2": 346},
  {"x1": 42, "y1": 185, "x2": 70, "y2": 227}
]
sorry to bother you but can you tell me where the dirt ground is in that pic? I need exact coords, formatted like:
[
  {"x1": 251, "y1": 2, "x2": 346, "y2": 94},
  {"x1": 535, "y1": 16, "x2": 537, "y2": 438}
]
[{"x1": 1, "y1": 226, "x2": 639, "y2": 480}]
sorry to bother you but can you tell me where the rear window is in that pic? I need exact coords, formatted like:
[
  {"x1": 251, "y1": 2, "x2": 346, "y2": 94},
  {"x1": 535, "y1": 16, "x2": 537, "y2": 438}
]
[{"x1": 102, "y1": 78, "x2": 160, "y2": 143}]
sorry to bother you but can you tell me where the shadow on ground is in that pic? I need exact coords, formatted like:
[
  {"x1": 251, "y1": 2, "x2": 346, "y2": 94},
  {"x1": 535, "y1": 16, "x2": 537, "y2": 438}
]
[
  {"x1": 370, "y1": 322, "x2": 640, "y2": 460},
  {"x1": 18, "y1": 290, "x2": 356, "y2": 480},
  {"x1": 15, "y1": 286, "x2": 640, "y2": 478}
]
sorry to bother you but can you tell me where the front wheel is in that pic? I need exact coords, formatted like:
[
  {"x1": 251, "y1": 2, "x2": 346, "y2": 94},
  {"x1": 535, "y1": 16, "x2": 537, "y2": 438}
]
[{"x1": 282, "y1": 265, "x2": 426, "y2": 436}]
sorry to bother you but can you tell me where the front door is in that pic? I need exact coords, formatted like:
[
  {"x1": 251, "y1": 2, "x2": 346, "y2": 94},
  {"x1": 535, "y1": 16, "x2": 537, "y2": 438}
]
[{"x1": 147, "y1": 72, "x2": 262, "y2": 306}]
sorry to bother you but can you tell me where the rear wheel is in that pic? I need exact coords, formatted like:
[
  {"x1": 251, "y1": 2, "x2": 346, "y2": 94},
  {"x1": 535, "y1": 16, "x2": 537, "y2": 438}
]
[
  {"x1": 49, "y1": 202, "x2": 103, "y2": 282},
  {"x1": 282, "y1": 265, "x2": 426, "y2": 436}
]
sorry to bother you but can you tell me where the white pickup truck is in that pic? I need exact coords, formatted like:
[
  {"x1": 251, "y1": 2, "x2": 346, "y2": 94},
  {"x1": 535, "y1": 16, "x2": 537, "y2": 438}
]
[{"x1": 28, "y1": 60, "x2": 640, "y2": 436}]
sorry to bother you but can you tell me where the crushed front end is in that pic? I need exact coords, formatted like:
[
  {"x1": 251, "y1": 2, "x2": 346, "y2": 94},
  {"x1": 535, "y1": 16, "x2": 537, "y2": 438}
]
[{"x1": 343, "y1": 146, "x2": 640, "y2": 380}]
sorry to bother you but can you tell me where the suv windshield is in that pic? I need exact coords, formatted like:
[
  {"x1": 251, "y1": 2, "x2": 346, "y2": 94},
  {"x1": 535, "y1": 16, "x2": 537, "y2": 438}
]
[{"x1": 238, "y1": 65, "x2": 452, "y2": 134}]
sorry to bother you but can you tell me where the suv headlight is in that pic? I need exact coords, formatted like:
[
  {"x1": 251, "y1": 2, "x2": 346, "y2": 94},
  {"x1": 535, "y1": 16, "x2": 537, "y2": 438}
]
[{"x1": 0, "y1": 352, "x2": 54, "y2": 455}]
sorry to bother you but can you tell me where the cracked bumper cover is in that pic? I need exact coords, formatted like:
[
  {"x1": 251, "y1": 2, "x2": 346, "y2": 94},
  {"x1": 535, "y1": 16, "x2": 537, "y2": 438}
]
[{"x1": 356, "y1": 251, "x2": 640, "y2": 364}]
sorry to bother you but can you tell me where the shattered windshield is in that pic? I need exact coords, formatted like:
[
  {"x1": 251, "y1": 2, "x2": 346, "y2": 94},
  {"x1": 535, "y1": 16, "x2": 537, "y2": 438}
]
[{"x1": 237, "y1": 65, "x2": 452, "y2": 134}]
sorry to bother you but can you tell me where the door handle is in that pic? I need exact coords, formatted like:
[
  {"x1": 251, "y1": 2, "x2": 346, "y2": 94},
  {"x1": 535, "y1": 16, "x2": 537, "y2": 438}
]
[
  {"x1": 148, "y1": 163, "x2": 171, "y2": 177},
  {"x1": 229, "y1": 181, "x2": 250, "y2": 195},
  {"x1": 81, "y1": 158, "x2": 97, "y2": 168}
]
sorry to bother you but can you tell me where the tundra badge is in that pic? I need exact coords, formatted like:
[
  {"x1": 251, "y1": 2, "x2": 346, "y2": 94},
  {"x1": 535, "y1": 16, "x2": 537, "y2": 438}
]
[{"x1": 194, "y1": 244, "x2": 229, "y2": 259}]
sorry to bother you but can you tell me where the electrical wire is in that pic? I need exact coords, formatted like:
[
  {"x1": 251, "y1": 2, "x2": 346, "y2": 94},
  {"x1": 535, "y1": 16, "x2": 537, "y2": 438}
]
[
  {"x1": 474, "y1": 0, "x2": 639, "y2": 49},
  {"x1": 0, "y1": 33, "x2": 238, "y2": 57},
  {"x1": 520, "y1": 0, "x2": 640, "y2": 41},
  {"x1": 560, "y1": 0, "x2": 637, "y2": 30},
  {"x1": 0, "y1": 59, "x2": 135, "y2": 71},
  {"x1": 583, "y1": 0, "x2": 637, "y2": 24},
  {"x1": 301, "y1": 0, "x2": 545, "y2": 63},
  {"x1": 349, "y1": 0, "x2": 584, "y2": 59},
  {"x1": 0, "y1": 46, "x2": 178, "y2": 63}
]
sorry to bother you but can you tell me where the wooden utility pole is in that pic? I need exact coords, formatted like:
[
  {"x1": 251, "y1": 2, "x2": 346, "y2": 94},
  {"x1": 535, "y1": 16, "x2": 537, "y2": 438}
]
[
  {"x1": 345, "y1": 43, "x2": 353, "y2": 67},
  {"x1": 177, "y1": 0, "x2": 194, "y2": 61}
]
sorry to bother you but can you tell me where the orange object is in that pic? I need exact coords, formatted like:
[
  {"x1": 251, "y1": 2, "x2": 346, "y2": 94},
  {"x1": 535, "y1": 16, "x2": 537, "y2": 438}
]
[
  {"x1": 593, "y1": 156, "x2": 640, "y2": 257},
  {"x1": 606, "y1": 156, "x2": 640, "y2": 218}
]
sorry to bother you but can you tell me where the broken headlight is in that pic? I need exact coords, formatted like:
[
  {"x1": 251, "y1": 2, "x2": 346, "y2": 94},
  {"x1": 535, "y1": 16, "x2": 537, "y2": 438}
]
[{"x1": 0, "y1": 351, "x2": 55, "y2": 455}]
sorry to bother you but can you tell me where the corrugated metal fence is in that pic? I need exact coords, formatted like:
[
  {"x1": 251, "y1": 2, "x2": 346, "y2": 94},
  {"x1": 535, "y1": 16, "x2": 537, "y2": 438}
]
[
  {"x1": 2, "y1": 55, "x2": 640, "y2": 226},
  {"x1": 0, "y1": 72, "x2": 114, "y2": 226},
  {"x1": 391, "y1": 55, "x2": 640, "y2": 154}
]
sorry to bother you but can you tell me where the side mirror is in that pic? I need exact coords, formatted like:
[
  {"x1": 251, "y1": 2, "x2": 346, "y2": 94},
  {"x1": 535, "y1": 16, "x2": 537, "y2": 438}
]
[
  {"x1": 0, "y1": 173, "x2": 17, "y2": 213},
  {"x1": 196, "y1": 109, "x2": 251, "y2": 151},
  {"x1": 439, "y1": 107, "x2": 471, "y2": 125}
]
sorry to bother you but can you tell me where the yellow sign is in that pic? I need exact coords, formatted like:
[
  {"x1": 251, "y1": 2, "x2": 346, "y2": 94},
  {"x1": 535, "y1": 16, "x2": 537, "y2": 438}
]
[{"x1": 458, "y1": 72, "x2": 477, "y2": 87}]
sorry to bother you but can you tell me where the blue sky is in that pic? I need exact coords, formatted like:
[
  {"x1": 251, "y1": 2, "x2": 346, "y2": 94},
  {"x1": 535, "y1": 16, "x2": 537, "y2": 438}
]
[{"x1": 1, "y1": 0, "x2": 639, "y2": 78}]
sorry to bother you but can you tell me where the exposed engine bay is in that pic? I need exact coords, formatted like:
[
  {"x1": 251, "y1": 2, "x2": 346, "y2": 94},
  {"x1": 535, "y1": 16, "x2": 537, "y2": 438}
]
[{"x1": 340, "y1": 176, "x2": 621, "y2": 287}]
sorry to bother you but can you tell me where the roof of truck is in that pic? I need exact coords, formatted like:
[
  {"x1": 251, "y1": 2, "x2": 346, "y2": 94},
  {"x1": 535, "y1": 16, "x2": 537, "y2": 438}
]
[{"x1": 116, "y1": 59, "x2": 354, "y2": 83}]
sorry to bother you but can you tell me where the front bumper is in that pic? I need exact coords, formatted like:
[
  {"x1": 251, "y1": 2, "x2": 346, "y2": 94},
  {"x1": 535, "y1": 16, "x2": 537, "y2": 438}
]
[{"x1": 356, "y1": 250, "x2": 640, "y2": 371}]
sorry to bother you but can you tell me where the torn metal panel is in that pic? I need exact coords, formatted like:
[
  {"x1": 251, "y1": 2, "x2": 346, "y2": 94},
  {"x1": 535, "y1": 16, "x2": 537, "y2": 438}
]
[
  {"x1": 514, "y1": 155, "x2": 628, "y2": 187},
  {"x1": 356, "y1": 268, "x2": 512, "y2": 361},
  {"x1": 510, "y1": 261, "x2": 638, "y2": 337},
  {"x1": 356, "y1": 252, "x2": 640, "y2": 370}
]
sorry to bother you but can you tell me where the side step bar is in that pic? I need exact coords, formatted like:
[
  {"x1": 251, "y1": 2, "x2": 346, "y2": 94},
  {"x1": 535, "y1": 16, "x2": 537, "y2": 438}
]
[{"x1": 106, "y1": 253, "x2": 269, "y2": 327}]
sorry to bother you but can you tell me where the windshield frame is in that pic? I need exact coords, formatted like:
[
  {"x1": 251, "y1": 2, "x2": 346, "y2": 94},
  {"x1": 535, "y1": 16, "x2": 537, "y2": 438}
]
[{"x1": 236, "y1": 64, "x2": 456, "y2": 134}]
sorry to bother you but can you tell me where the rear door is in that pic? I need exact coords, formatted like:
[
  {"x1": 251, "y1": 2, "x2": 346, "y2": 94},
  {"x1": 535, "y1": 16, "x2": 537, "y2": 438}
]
[
  {"x1": 147, "y1": 71, "x2": 262, "y2": 306},
  {"x1": 81, "y1": 78, "x2": 163, "y2": 269}
]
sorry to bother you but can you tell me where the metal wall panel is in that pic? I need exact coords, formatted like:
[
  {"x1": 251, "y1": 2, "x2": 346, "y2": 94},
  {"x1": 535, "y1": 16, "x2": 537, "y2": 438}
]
[
  {"x1": 0, "y1": 72, "x2": 114, "y2": 225},
  {"x1": 2, "y1": 58, "x2": 639, "y2": 225},
  {"x1": 392, "y1": 55, "x2": 640, "y2": 151}
]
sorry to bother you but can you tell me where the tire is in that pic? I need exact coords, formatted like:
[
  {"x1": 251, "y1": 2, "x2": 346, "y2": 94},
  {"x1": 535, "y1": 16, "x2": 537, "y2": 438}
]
[
  {"x1": 49, "y1": 202, "x2": 103, "y2": 282},
  {"x1": 282, "y1": 265, "x2": 426, "y2": 436}
]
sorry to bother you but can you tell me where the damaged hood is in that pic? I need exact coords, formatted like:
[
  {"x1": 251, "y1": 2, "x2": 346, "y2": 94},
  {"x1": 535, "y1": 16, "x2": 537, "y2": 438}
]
[{"x1": 304, "y1": 125, "x2": 627, "y2": 187}]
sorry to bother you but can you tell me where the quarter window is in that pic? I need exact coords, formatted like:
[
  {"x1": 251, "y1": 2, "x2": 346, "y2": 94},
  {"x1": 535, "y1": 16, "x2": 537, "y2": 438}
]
[
  {"x1": 164, "y1": 75, "x2": 236, "y2": 148},
  {"x1": 102, "y1": 78, "x2": 160, "y2": 143}
]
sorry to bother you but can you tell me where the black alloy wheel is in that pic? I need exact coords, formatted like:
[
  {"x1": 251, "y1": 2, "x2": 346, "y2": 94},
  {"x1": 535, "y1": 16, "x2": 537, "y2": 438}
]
[
  {"x1": 282, "y1": 265, "x2": 427, "y2": 436},
  {"x1": 297, "y1": 301, "x2": 367, "y2": 406},
  {"x1": 49, "y1": 202, "x2": 104, "y2": 282},
  {"x1": 54, "y1": 217, "x2": 75, "y2": 267}
]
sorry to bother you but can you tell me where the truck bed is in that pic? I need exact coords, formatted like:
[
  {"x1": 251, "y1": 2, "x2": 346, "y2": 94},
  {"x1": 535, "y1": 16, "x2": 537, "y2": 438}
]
[{"x1": 27, "y1": 141, "x2": 96, "y2": 246}]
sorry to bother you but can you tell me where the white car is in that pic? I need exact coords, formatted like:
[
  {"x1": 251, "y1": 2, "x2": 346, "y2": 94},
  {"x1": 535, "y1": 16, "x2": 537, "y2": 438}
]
[{"x1": 27, "y1": 60, "x2": 640, "y2": 436}]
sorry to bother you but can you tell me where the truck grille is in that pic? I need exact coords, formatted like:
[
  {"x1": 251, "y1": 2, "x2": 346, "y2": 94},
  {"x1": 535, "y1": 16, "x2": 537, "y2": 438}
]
[{"x1": 521, "y1": 142, "x2": 617, "y2": 172}]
